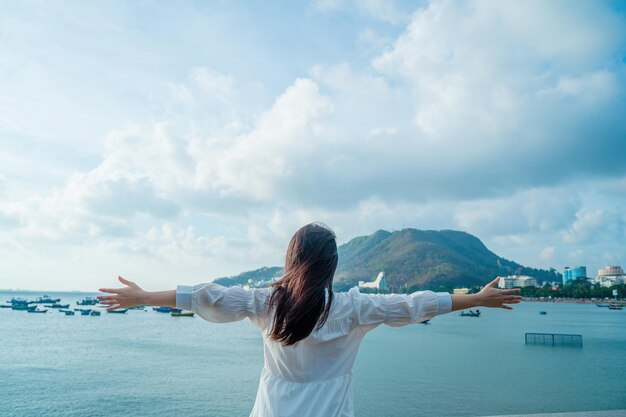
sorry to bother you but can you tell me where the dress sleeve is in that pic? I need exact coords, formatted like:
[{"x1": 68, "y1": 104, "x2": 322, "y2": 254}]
[
  {"x1": 176, "y1": 283, "x2": 270, "y2": 324},
  {"x1": 350, "y1": 287, "x2": 452, "y2": 333}
]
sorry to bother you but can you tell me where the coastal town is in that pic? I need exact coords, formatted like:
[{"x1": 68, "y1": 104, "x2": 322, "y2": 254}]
[
  {"x1": 234, "y1": 264, "x2": 626, "y2": 305},
  {"x1": 451, "y1": 265, "x2": 626, "y2": 304}
]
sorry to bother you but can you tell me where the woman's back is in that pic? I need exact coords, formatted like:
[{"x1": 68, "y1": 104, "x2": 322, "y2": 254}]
[
  {"x1": 177, "y1": 283, "x2": 451, "y2": 417},
  {"x1": 259, "y1": 288, "x2": 362, "y2": 383}
]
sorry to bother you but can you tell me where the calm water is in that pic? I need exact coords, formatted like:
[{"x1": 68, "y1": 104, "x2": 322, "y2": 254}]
[{"x1": 1, "y1": 291, "x2": 625, "y2": 417}]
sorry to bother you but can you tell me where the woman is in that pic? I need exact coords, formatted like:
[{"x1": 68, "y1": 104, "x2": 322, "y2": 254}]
[{"x1": 98, "y1": 222, "x2": 521, "y2": 417}]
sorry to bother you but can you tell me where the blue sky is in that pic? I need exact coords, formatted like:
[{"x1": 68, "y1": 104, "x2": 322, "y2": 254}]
[{"x1": 1, "y1": 0, "x2": 625, "y2": 291}]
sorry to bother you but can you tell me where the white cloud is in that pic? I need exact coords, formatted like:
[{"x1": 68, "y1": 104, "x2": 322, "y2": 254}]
[
  {"x1": 1, "y1": 0, "x2": 625, "y2": 290},
  {"x1": 312, "y1": 0, "x2": 411, "y2": 23},
  {"x1": 539, "y1": 246, "x2": 555, "y2": 262},
  {"x1": 563, "y1": 208, "x2": 625, "y2": 245}
]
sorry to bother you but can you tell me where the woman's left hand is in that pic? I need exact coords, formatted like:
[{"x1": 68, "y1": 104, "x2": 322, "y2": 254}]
[{"x1": 475, "y1": 277, "x2": 523, "y2": 309}]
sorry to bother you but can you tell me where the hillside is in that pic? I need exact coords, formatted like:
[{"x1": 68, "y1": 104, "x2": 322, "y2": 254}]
[
  {"x1": 213, "y1": 266, "x2": 283, "y2": 287},
  {"x1": 214, "y1": 228, "x2": 561, "y2": 291}
]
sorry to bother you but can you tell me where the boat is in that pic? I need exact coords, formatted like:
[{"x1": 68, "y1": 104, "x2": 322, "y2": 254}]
[
  {"x1": 460, "y1": 310, "x2": 481, "y2": 317},
  {"x1": 0, "y1": 304, "x2": 12, "y2": 308},
  {"x1": 80, "y1": 309, "x2": 92, "y2": 316},
  {"x1": 171, "y1": 311, "x2": 194, "y2": 317},
  {"x1": 9, "y1": 298, "x2": 32, "y2": 307},
  {"x1": 60, "y1": 309, "x2": 75, "y2": 316},
  {"x1": 539, "y1": 311, "x2": 547, "y2": 315},
  {"x1": 596, "y1": 304, "x2": 610, "y2": 307},
  {"x1": 45, "y1": 303, "x2": 69, "y2": 309},
  {"x1": 107, "y1": 309, "x2": 128, "y2": 314},
  {"x1": 27, "y1": 308, "x2": 48, "y2": 313},
  {"x1": 33, "y1": 295, "x2": 60, "y2": 304},
  {"x1": 11, "y1": 303, "x2": 30, "y2": 311},
  {"x1": 608, "y1": 305, "x2": 623, "y2": 310},
  {"x1": 90, "y1": 310, "x2": 101, "y2": 316},
  {"x1": 153, "y1": 306, "x2": 173, "y2": 313},
  {"x1": 76, "y1": 297, "x2": 99, "y2": 306}
]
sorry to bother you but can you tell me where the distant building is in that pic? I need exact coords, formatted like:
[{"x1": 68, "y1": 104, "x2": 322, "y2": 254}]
[
  {"x1": 243, "y1": 276, "x2": 280, "y2": 289},
  {"x1": 359, "y1": 272, "x2": 389, "y2": 291},
  {"x1": 453, "y1": 288, "x2": 470, "y2": 295},
  {"x1": 598, "y1": 265, "x2": 624, "y2": 277},
  {"x1": 594, "y1": 265, "x2": 626, "y2": 287},
  {"x1": 563, "y1": 266, "x2": 587, "y2": 284},
  {"x1": 497, "y1": 275, "x2": 538, "y2": 289}
]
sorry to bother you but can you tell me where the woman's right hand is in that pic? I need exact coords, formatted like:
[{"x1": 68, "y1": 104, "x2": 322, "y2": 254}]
[
  {"x1": 97, "y1": 276, "x2": 147, "y2": 310},
  {"x1": 475, "y1": 277, "x2": 523, "y2": 309}
]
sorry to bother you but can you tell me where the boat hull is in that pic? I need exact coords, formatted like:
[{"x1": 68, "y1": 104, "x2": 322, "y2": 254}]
[{"x1": 171, "y1": 312, "x2": 194, "y2": 317}]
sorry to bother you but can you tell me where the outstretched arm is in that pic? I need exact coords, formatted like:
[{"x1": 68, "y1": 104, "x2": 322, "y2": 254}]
[
  {"x1": 97, "y1": 276, "x2": 175, "y2": 311},
  {"x1": 451, "y1": 277, "x2": 522, "y2": 312}
]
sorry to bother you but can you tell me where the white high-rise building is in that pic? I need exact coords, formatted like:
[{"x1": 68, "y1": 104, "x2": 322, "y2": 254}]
[
  {"x1": 497, "y1": 275, "x2": 538, "y2": 289},
  {"x1": 594, "y1": 265, "x2": 626, "y2": 287}
]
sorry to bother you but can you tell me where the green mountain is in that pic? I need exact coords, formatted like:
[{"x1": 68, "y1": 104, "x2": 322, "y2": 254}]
[
  {"x1": 213, "y1": 266, "x2": 284, "y2": 288},
  {"x1": 214, "y1": 228, "x2": 561, "y2": 291}
]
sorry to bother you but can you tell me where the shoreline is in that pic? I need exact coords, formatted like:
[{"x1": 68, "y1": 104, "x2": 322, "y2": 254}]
[
  {"x1": 522, "y1": 297, "x2": 625, "y2": 305},
  {"x1": 2, "y1": 290, "x2": 624, "y2": 306}
]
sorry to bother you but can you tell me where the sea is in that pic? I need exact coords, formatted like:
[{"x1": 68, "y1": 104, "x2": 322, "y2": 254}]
[{"x1": 1, "y1": 291, "x2": 625, "y2": 417}]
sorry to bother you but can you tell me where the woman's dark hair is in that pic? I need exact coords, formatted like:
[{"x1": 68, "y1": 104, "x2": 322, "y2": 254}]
[{"x1": 269, "y1": 222, "x2": 338, "y2": 346}]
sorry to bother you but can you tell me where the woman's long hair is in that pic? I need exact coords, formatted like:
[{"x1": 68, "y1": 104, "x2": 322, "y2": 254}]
[{"x1": 269, "y1": 222, "x2": 338, "y2": 346}]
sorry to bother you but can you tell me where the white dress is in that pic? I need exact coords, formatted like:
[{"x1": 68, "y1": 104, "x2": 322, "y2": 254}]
[{"x1": 176, "y1": 283, "x2": 452, "y2": 417}]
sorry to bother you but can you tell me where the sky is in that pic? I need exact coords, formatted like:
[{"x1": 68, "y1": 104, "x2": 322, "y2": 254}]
[{"x1": 1, "y1": 0, "x2": 625, "y2": 291}]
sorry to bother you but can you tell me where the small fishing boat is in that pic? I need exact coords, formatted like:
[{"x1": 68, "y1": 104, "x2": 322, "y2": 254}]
[
  {"x1": 596, "y1": 304, "x2": 610, "y2": 307},
  {"x1": 608, "y1": 305, "x2": 623, "y2": 310},
  {"x1": 77, "y1": 297, "x2": 99, "y2": 306},
  {"x1": 45, "y1": 303, "x2": 70, "y2": 309},
  {"x1": 80, "y1": 309, "x2": 92, "y2": 316},
  {"x1": 153, "y1": 306, "x2": 173, "y2": 313},
  {"x1": 90, "y1": 310, "x2": 101, "y2": 316},
  {"x1": 33, "y1": 295, "x2": 60, "y2": 304},
  {"x1": 27, "y1": 308, "x2": 48, "y2": 313},
  {"x1": 0, "y1": 304, "x2": 12, "y2": 308},
  {"x1": 539, "y1": 311, "x2": 547, "y2": 315},
  {"x1": 9, "y1": 298, "x2": 32, "y2": 309},
  {"x1": 107, "y1": 309, "x2": 128, "y2": 314},
  {"x1": 460, "y1": 310, "x2": 481, "y2": 317},
  {"x1": 60, "y1": 309, "x2": 75, "y2": 316},
  {"x1": 171, "y1": 311, "x2": 194, "y2": 317}
]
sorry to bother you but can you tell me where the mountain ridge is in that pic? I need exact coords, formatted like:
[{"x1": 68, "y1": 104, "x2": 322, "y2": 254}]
[{"x1": 214, "y1": 228, "x2": 561, "y2": 290}]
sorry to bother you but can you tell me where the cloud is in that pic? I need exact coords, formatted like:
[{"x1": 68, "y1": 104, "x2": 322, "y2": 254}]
[
  {"x1": 563, "y1": 208, "x2": 626, "y2": 244},
  {"x1": 9, "y1": 2, "x2": 626, "y2": 219},
  {"x1": 312, "y1": 0, "x2": 411, "y2": 24},
  {"x1": 538, "y1": 246, "x2": 556, "y2": 262},
  {"x1": 454, "y1": 187, "x2": 580, "y2": 237},
  {"x1": 0, "y1": 209, "x2": 19, "y2": 230},
  {"x1": 2, "y1": 1, "x2": 626, "y2": 289},
  {"x1": 371, "y1": 0, "x2": 626, "y2": 193}
]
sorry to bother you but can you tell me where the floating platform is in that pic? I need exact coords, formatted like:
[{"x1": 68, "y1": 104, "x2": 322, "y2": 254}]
[{"x1": 525, "y1": 332, "x2": 583, "y2": 347}]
